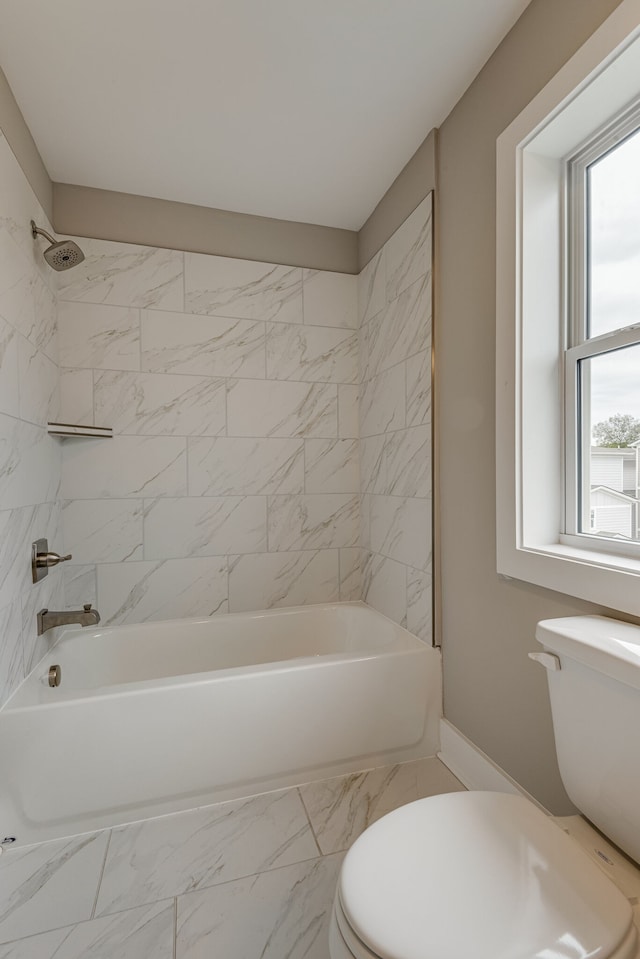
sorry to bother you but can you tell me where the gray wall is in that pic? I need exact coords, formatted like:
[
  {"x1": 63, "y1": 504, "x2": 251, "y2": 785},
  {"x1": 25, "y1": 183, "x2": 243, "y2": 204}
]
[
  {"x1": 0, "y1": 65, "x2": 51, "y2": 221},
  {"x1": 437, "y1": 0, "x2": 625, "y2": 813},
  {"x1": 358, "y1": 131, "x2": 437, "y2": 271},
  {"x1": 53, "y1": 184, "x2": 358, "y2": 275}
]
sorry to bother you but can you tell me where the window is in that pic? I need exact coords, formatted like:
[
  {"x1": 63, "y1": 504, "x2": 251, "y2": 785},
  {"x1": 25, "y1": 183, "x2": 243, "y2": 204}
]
[{"x1": 496, "y1": 1, "x2": 640, "y2": 618}]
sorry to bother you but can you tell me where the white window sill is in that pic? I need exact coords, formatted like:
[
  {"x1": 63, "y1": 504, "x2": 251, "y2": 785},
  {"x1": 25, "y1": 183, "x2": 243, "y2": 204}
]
[
  {"x1": 499, "y1": 541, "x2": 640, "y2": 617},
  {"x1": 536, "y1": 541, "x2": 640, "y2": 575}
]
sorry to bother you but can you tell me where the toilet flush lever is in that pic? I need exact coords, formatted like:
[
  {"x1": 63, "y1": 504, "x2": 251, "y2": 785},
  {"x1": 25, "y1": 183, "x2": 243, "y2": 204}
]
[
  {"x1": 32, "y1": 539, "x2": 72, "y2": 584},
  {"x1": 528, "y1": 651, "x2": 562, "y2": 671}
]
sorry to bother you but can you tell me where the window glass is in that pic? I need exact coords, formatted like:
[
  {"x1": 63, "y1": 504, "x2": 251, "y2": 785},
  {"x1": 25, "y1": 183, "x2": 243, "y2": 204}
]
[
  {"x1": 588, "y1": 127, "x2": 640, "y2": 339},
  {"x1": 579, "y1": 343, "x2": 640, "y2": 540}
]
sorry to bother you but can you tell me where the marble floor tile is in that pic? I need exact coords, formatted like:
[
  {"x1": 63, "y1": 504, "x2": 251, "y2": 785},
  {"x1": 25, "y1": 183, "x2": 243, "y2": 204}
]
[
  {"x1": 415, "y1": 757, "x2": 465, "y2": 798},
  {"x1": 0, "y1": 831, "x2": 109, "y2": 944},
  {"x1": 299, "y1": 763, "x2": 423, "y2": 855},
  {"x1": 95, "y1": 789, "x2": 318, "y2": 917},
  {"x1": 0, "y1": 760, "x2": 462, "y2": 959},
  {"x1": 0, "y1": 901, "x2": 174, "y2": 959},
  {"x1": 176, "y1": 854, "x2": 343, "y2": 959}
]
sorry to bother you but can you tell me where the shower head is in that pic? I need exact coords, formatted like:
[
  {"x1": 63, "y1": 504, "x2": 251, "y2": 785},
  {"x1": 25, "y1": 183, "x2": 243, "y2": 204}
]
[{"x1": 30, "y1": 221, "x2": 85, "y2": 271}]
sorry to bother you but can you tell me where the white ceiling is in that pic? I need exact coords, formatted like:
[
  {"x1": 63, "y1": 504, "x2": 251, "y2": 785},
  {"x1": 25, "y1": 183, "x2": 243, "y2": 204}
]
[{"x1": 0, "y1": 0, "x2": 531, "y2": 230}]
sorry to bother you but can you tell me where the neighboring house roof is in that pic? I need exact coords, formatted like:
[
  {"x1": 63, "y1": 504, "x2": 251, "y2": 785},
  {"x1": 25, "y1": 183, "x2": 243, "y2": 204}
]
[
  {"x1": 591, "y1": 485, "x2": 640, "y2": 504},
  {"x1": 591, "y1": 447, "x2": 637, "y2": 456}
]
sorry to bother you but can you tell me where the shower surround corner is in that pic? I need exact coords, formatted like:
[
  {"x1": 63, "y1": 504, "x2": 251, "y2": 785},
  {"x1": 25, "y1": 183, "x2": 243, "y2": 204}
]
[{"x1": 56, "y1": 195, "x2": 432, "y2": 632}]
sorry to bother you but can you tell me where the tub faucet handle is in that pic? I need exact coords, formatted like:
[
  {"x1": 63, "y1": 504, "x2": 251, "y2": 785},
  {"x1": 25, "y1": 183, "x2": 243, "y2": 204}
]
[
  {"x1": 32, "y1": 538, "x2": 72, "y2": 583},
  {"x1": 39, "y1": 551, "x2": 72, "y2": 567}
]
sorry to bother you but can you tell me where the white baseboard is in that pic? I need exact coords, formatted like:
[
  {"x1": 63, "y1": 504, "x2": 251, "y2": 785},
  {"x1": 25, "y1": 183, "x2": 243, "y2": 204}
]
[{"x1": 437, "y1": 719, "x2": 547, "y2": 812}]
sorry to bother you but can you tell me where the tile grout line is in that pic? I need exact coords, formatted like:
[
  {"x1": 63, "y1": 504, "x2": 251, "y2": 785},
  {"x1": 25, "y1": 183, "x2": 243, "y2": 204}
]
[
  {"x1": 90, "y1": 828, "x2": 112, "y2": 920},
  {"x1": 296, "y1": 786, "x2": 323, "y2": 858},
  {"x1": 181, "y1": 251, "x2": 186, "y2": 314},
  {"x1": 157, "y1": 849, "x2": 328, "y2": 912},
  {"x1": 264, "y1": 320, "x2": 268, "y2": 380},
  {"x1": 0, "y1": 895, "x2": 181, "y2": 950},
  {"x1": 265, "y1": 494, "x2": 271, "y2": 554},
  {"x1": 185, "y1": 435, "x2": 190, "y2": 499},
  {"x1": 60, "y1": 296, "x2": 367, "y2": 332},
  {"x1": 64, "y1": 360, "x2": 358, "y2": 389},
  {"x1": 173, "y1": 897, "x2": 178, "y2": 959}
]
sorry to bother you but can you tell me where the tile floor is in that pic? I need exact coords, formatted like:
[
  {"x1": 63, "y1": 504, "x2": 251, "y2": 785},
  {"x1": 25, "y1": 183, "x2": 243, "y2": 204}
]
[{"x1": 0, "y1": 757, "x2": 463, "y2": 958}]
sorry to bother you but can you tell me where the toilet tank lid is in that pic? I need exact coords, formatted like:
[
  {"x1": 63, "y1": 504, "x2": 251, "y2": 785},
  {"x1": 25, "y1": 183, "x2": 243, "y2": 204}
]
[{"x1": 536, "y1": 615, "x2": 640, "y2": 690}]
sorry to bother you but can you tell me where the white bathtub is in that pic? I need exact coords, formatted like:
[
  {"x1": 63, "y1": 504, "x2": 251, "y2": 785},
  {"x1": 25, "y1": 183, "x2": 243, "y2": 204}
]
[{"x1": 0, "y1": 603, "x2": 441, "y2": 846}]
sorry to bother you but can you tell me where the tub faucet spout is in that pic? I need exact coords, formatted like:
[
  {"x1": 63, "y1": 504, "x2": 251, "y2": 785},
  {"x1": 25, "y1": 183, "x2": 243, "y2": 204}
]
[{"x1": 37, "y1": 604, "x2": 100, "y2": 636}]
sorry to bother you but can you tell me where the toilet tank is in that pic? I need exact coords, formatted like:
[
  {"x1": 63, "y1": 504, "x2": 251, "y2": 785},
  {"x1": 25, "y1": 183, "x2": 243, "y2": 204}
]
[{"x1": 535, "y1": 616, "x2": 640, "y2": 865}]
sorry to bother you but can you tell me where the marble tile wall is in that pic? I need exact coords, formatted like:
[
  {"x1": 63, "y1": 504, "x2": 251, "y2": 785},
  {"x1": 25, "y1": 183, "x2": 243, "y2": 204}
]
[
  {"x1": 0, "y1": 151, "x2": 433, "y2": 699},
  {"x1": 358, "y1": 195, "x2": 433, "y2": 641},
  {"x1": 0, "y1": 757, "x2": 464, "y2": 958},
  {"x1": 57, "y1": 243, "x2": 359, "y2": 624},
  {"x1": 0, "y1": 131, "x2": 63, "y2": 708}
]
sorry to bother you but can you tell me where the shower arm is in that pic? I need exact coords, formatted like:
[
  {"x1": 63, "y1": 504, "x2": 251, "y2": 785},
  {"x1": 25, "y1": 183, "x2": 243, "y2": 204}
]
[{"x1": 30, "y1": 220, "x2": 56, "y2": 245}]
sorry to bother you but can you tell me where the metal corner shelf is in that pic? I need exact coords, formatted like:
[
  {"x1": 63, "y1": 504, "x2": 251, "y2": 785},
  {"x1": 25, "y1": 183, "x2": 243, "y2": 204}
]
[{"x1": 47, "y1": 422, "x2": 113, "y2": 439}]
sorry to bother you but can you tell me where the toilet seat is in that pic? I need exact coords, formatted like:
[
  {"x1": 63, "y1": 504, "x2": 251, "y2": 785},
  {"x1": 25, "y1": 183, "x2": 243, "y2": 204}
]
[{"x1": 336, "y1": 791, "x2": 637, "y2": 959}]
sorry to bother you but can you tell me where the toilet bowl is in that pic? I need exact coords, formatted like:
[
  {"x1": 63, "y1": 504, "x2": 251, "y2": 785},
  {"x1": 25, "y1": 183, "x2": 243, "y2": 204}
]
[
  {"x1": 329, "y1": 616, "x2": 640, "y2": 959},
  {"x1": 329, "y1": 791, "x2": 638, "y2": 959}
]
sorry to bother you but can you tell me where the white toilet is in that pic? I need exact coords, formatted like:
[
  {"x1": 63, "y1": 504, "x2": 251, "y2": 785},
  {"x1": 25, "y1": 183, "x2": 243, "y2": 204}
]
[{"x1": 329, "y1": 615, "x2": 640, "y2": 959}]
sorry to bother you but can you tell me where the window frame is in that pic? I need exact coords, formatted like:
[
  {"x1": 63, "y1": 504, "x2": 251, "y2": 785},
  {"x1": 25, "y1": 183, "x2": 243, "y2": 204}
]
[
  {"x1": 564, "y1": 103, "x2": 640, "y2": 556},
  {"x1": 495, "y1": 0, "x2": 640, "y2": 618}
]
